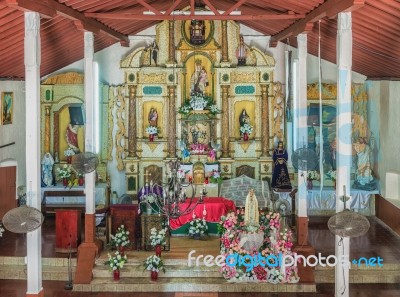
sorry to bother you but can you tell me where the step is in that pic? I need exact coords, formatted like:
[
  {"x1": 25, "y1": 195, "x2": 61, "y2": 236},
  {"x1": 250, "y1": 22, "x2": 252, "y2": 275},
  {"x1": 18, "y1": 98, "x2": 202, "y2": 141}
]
[
  {"x1": 0, "y1": 264, "x2": 75, "y2": 280},
  {"x1": 73, "y1": 277, "x2": 316, "y2": 293},
  {"x1": 314, "y1": 263, "x2": 400, "y2": 283}
]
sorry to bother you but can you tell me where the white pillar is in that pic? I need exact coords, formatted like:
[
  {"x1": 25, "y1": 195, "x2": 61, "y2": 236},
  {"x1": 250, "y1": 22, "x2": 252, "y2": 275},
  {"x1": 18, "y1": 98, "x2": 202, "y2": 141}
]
[
  {"x1": 24, "y1": 12, "x2": 43, "y2": 295},
  {"x1": 296, "y1": 33, "x2": 308, "y2": 217},
  {"x1": 335, "y1": 12, "x2": 353, "y2": 297},
  {"x1": 84, "y1": 31, "x2": 95, "y2": 215}
]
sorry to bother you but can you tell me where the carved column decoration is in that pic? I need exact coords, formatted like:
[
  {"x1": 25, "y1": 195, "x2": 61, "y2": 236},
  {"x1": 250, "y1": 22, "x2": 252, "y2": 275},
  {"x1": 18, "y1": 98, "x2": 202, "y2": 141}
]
[
  {"x1": 221, "y1": 20, "x2": 229, "y2": 63},
  {"x1": 168, "y1": 85, "x2": 177, "y2": 157},
  {"x1": 261, "y1": 84, "x2": 270, "y2": 157},
  {"x1": 168, "y1": 21, "x2": 176, "y2": 64},
  {"x1": 44, "y1": 105, "x2": 51, "y2": 153},
  {"x1": 128, "y1": 85, "x2": 138, "y2": 158},
  {"x1": 221, "y1": 85, "x2": 230, "y2": 158}
]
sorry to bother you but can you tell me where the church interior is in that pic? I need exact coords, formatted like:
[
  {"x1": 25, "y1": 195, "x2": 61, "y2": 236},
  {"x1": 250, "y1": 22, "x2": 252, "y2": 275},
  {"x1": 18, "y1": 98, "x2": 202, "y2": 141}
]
[{"x1": 0, "y1": 0, "x2": 400, "y2": 296}]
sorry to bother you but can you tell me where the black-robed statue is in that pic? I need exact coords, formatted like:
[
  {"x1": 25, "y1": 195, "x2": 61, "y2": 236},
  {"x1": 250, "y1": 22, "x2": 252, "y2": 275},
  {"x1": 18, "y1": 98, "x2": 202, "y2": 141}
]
[{"x1": 271, "y1": 141, "x2": 292, "y2": 190}]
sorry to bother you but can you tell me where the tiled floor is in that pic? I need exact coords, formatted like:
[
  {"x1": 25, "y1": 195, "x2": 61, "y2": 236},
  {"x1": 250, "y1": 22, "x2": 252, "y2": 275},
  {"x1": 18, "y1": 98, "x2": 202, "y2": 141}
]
[{"x1": 1, "y1": 215, "x2": 400, "y2": 296}]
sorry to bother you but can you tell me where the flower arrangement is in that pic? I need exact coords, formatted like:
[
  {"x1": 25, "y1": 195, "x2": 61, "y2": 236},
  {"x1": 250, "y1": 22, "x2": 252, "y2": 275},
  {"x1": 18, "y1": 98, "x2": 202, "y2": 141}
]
[
  {"x1": 326, "y1": 170, "x2": 336, "y2": 180},
  {"x1": 240, "y1": 123, "x2": 253, "y2": 135},
  {"x1": 145, "y1": 126, "x2": 158, "y2": 135},
  {"x1": 178, "y1": 95, "x2": 220, "y2": 116},
  {"x1": 64, "y1": 147, "x2": 75, "y2": 157},
  {"x1": 56, "y1": 164, "x2": 72, "y2": 179},
  {"x1": 218, "y1": 209, "x2": 298, "y2": 283},
  {"x1": 149, "y1": 227, "x2": 166, "y2": 247},
  {"x1": 143, "y1": 255, "x2": 165, "y2": 272},
  {"x1": 0, "y1": 223, "x2": 4, "y2": 237},
  {"x1": 188, "y1": 217, "x2": 208, "y2": 236},
  {"x1": 307, "y1": 170, "x2": 320, "y2": 181},
  {"x1": 105, "y1": 251, "x2": 127, "y2": 271},
  {"x1": 209, "y1": 169, "x2": 223, "y2": 184},
  {"x1": 110, "y1": 225, "x2": 130, "y2": 247},
  {"x1": 143, "y1": 193, "x2": 157, "y2": 204}
]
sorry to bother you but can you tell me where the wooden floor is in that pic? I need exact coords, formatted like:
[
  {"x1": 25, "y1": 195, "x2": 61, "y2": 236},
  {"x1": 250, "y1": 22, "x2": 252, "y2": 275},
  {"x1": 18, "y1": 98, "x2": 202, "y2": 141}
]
[{"x1": 1, "y1": 215, "x2": 400, "y2": 296}]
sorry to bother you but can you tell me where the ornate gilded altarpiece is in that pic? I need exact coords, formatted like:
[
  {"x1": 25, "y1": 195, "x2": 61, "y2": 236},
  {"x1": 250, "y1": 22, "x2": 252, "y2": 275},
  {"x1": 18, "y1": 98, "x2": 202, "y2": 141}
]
[{"x1": 119, "y1": 15, "x2": 282, "y2": 194}]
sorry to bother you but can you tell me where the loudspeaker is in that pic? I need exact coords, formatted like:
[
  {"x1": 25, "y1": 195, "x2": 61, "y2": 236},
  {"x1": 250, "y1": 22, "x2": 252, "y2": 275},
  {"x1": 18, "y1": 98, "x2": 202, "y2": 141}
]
[{"x1": 68, "y1": 105, "x2": 84, "y2": 125}]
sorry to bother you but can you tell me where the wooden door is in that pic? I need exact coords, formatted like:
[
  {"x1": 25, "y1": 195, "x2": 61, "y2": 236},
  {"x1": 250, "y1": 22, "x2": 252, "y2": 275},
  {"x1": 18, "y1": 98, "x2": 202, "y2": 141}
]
[{"x1": 0, "y1": 166, "x2": 17, "y2": 219}]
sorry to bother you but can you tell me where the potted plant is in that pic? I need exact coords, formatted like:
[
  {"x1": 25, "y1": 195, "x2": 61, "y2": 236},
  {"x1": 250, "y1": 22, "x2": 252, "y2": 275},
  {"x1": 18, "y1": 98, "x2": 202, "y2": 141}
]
[
  {"x1": 145, "y1": 126, "x2": 158, "y2": 142},
  {"x1": 150, "y1": 227, "x2": 167, "y2": 256},
  {"x1": 209, "y1": 169, "x2": 223, "y2": 184},
  {"x1": 306, "y1": 170, "x2": 320, "y2": 190},
  {"x1": 105, "y1": 251, "x2": 128, "y2": 281},
  {"x1": 188, "y1": 216, "x2": 208, "y2": 239},
  {"x1": 110, "y1": 224, "x2": 130, "y2": 255},
  {"x1": 326, "y1": 170, "x2": 337, "y2": 187},
  {"x1": 64, "y1": 147, "x2": 75, "y2": 164},
  {"x1": 143, "y1": 254, "x2": 165, "y2": 281},
  {"x1": 239, "y1": 123, "x2": 253, "y2": 141},
  {"x1": 56, "y1": 164, "x2": 72, "y2": 187}
]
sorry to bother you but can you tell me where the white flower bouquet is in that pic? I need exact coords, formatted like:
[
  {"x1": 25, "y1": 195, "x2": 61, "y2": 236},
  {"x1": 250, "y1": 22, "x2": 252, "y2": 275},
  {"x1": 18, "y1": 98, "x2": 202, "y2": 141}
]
[
  {"x1": 145, "y1": 126, "x2": 158, "y2": 135},
  {"x1": 0, "y1": 223, "x2": 4, "y2": 237},
  {"x1": 150, "y1": 228, "x2": 166, "y2": 247},
  {"x1": 240, "y1": 123, "x2": 253, "y2": 135},
  {"x1": 143, "y1": 255, "x2": 165, "y2": 272},
  {"x1": 64, "y1": 147, "x2": 75, "y2": 157},
  {"x1": 307, "y1": 170, "x2": 320, "y2": 181},
  {"x1": 188, "y1": 217, "x2": 208, "y2": 236},
  {"x1": 326, "y1": 170, "x2": 336, "y2": 180},
  {"x1": 105, "y1": 251, "x2": 127, "y2": 271},
  {"x1": 110, "y1": 225, "x2": 131, "y2": 247},
  {"x1": 56, "y1": 164, "x2": 72, "y2": 179},
  {"x1": 209, "y1": 104, "x2": 221, "y2": 115}
]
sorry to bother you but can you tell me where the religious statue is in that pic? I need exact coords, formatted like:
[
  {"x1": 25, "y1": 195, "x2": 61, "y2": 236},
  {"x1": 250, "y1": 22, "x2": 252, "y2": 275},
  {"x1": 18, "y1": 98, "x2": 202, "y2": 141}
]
[
  {"x1": 179, "y1": 140, "x2": 191, "y2": 163},
  {"x1": 244, "y1": 189, "x2": 259, "y2": 226},
  {"x1": 41, "y1": 152, "x2": 54, "y2": 187},
  {"x1": 190, "y1": 20, "x2": 205, "y2": 45},
  {"x1": 353, "y1": 137, "x2": 376, "y2": 190},
  {"x1": 148, "y1": 107, "x2": 158, "y2": 127},
  {"x1": 271, "y1": 141, "x2": 292, "y2": 189},
  {"x1": 66, "y1": 123, "x2": 80, "y2": 153},
  {"x1": 151, "y1": 41, "x2": 158, "y2": 66},
  {"x1": 239, "y1": 109, "x2": 250, "y2": 129},
  {"x1": 190, "y1": 60, "x2": 208, "y2": 96},
  {"x1": 236, "y1": 35, "x2": 247, "y2": 66},
  {"x1": 207, "y1": 148, "x2": 216, "y2": 163}
]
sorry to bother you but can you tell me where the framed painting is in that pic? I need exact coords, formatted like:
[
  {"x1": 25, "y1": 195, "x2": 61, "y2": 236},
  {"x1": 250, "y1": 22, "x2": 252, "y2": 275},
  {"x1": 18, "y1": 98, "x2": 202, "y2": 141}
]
[{"x1": 2, "y1": 92, "x2": 13, "y2": 125}]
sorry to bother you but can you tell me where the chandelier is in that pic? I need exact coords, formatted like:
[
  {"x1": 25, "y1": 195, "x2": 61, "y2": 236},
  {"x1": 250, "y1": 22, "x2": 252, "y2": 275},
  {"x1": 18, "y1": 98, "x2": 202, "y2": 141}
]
[{"x1": 139, "y1": 159, "x2": 206, "y2": 222}]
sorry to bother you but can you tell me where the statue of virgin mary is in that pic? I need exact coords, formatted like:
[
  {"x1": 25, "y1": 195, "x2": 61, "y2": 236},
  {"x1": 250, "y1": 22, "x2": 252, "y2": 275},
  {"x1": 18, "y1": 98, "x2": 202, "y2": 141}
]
[{"x1": 244, "y1": 189, "x2": 259, "y2": 226}]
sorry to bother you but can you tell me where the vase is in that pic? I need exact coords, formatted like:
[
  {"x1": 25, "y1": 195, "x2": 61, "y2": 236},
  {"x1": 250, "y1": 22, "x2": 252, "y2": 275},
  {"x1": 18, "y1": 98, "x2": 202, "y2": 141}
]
[
  {"x1": 118, "y1": 246, "x2": 125, "y2": 256},
  {"x1": 243, "y1": 132, "x2": 249, "y2": 141},
  {"x1": 113, "y1": 269, "x2": 120, "y2": 281},
  {"x1": 155, "y1": 244, "x2": 162, "y2": 257},
  {"x1": 333, "y1": 180, "x2": 336, "y2": 189},
  {"x1": 62, "y1": 178, "x2": 68, "y2": 187},
  {"x1": 307, "y1": 179, "x2": 313, "y2": 190},
  {"x1": 149, "y1": 134, "x2": 155, "y2": 142},
  {"x1": 78, "y1": 177, "x2": 84, "y2": 186},
  {"x1": 67, "y1": 156, "x2": 72, "y2": 164},
  {"x1": 151, "y1": 270, "x2": 158, "y2": 281}
]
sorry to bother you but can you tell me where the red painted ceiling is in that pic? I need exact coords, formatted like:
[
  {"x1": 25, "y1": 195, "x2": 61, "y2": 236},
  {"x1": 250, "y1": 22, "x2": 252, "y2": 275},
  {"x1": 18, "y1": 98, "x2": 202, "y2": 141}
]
[{"x1": 0, "y1": 0, "x2": 399, "y2": 80}]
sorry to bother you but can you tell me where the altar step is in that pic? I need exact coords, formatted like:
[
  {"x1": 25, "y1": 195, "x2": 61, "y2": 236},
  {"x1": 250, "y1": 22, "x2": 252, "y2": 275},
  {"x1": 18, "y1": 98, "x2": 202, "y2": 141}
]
[
  {"x1": 314, "y1": 263, "x2": 400, "y2": 283},
  {"x1": 0, "y1": 256, "x2": 75, "y2": 281},
  {"x1": 74, "y1": 256, "x2": 317, "y2": 293}
]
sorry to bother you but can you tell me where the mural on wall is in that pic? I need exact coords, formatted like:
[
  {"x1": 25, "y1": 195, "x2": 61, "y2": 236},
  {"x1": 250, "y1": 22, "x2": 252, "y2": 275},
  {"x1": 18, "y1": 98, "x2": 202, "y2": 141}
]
[{"x1": 1, "y1": 92, "x2": 13, "y2": 125}]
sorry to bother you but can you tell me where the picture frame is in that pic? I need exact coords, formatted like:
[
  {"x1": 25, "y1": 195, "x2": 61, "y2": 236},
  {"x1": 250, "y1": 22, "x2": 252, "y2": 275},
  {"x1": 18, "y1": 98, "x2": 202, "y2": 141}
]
[{"x1": 2, "y1": 92, "x2": 13, "y2": 125}]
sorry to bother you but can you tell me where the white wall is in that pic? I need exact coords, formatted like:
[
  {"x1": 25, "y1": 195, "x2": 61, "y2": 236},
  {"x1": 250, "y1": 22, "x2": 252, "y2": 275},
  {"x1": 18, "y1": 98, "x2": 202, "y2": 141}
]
[{"x1": 0, "y1": 81, "x2": 26, "y2": 189}]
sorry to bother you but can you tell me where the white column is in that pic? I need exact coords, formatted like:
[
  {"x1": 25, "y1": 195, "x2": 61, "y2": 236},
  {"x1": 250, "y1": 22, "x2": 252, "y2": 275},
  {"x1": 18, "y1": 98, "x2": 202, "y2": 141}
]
[
  {"x1": 335, "y1": 12, "x2": 353, "y2": 297},
  {"x1": 24, "y1": 12, "x2": 43, "y2": 295},
  {"x1": 84, "y1": 31, "x2": 95, "y2": 215},
  {"x1": 296, "y1": 33, "x2": 308, "y2": 217}
]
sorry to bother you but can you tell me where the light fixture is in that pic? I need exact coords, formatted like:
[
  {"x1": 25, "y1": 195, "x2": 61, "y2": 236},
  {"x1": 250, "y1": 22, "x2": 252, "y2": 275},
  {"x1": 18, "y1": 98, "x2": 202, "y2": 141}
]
[{"x1": 139, "y1": 160, "x2": 206, "y2": 222}]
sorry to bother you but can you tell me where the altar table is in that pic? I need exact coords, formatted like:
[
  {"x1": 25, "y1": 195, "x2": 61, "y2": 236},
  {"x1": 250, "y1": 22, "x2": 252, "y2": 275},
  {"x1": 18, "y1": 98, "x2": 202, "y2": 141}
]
[{"x1": 169, "y1": 197, "x2": 236, "y2": 230}]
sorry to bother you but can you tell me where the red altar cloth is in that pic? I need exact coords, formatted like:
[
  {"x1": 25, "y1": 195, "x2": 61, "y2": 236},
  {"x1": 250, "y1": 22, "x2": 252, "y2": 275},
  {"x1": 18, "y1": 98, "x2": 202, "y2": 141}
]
[{"x1": 169, "y1": 197, "x2": 236, "y2": 230}]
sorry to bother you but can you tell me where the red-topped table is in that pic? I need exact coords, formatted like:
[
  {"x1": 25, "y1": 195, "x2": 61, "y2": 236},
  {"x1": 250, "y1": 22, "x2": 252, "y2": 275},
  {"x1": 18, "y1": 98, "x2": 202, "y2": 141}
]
[{"x1": 169, "y1": 197, "x2": 236, "y2": 230}]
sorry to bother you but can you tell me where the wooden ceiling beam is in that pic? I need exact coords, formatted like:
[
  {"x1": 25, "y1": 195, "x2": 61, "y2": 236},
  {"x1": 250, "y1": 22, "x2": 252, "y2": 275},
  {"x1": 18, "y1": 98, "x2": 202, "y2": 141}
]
[
  {"x1": 137, "y1": 0, "x2": 161, "y2": 15},
  {"x1": 270, "y1": 0, "x2": 365, "y2": 46},
  {"x1": 85, "y1": 12, "x2": 304, "y2": 21},
  {"x1": 202, "y1": 0, "x2": 220, "y2": 16},
  {"x1": 4, "y1": 0, "x2": 129, "y2": 45},
  {"x1": 222, "y1": 0, "x2": 247, "y2": 16}
]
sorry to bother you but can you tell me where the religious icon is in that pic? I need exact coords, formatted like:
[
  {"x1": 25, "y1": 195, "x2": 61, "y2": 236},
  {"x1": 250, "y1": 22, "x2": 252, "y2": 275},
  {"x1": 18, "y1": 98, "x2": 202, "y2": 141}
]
[
  {"x1": 190, "y1": 59, "x2": 209, "y2": 96},
  {"x1": 148, "y1": 107, "x2": 158, "y2": 127},
  {"x1": 190, "y1": 20, "x2": 205, "y2": 45},
  {"x1": 236, "y1": 34, "x2": 247, "y2": 66}
]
